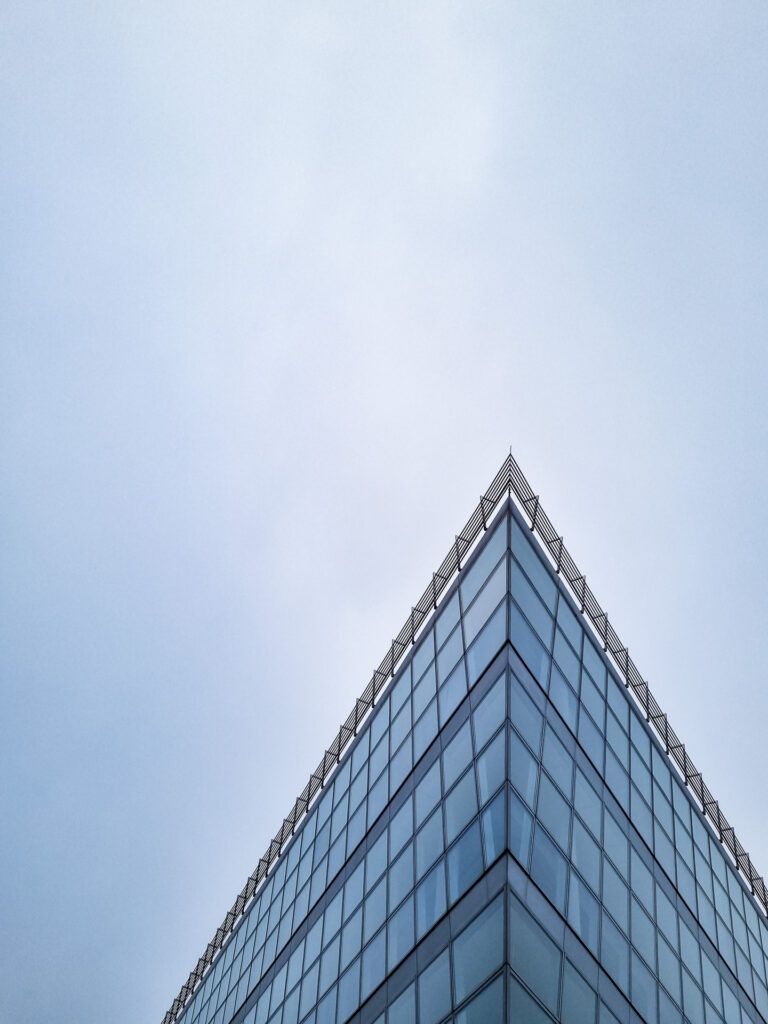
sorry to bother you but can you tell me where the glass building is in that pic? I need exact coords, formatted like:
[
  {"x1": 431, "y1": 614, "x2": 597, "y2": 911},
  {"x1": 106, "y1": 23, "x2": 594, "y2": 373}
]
[{"x1": 162, "y1": 459, "x2": 768, "y2": 1024}]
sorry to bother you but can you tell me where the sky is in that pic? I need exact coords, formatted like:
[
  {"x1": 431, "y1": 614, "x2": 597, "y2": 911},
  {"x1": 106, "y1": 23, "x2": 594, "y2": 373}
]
[{"x1": 2, "y1": 3, "x2": 768, "y2": 1022}]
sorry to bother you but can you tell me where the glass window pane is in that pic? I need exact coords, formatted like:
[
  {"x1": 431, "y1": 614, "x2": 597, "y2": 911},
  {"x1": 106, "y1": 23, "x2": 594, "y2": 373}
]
[
  {"x1": 657, "y1": 935, "x2": 681, "y2": 1004},
  {"x1": 418, "y1": 948, "x2": 451, "y2": 1024},
  {"x1": 282, "y1": 986, "x2": 299, "y2": 1024},
  {"x1": 464, "y1": 559, "x2": 506, "y2": 645},
  {"x1": 443, "y1": 721, "x2": 473, "y2": 791},
  {"x1": 537, "y1": 772, "x2": 570, "y2": 852},
  {"x1": 361, "y1": 928, "x2": 386, "y2": 1001},
  {"x1": 511, "y1": 518, "x2": 557, "y2": 611},
  {"x1": 388, "y1": 793, "x2": 412, "y2": 861},
  {"x1": 509, "y1": 895, "x2": 561, "y2": 1014},
  {"x1": 509, "y1": 789, "x2": 533, "y2": 868},
  {"x1": 366, "y1": 832, "x2": 387, "y2": 891},
  {"x1": 509, "y1": 674, "x2": 543, "y2": 753},
  {"x1": 316, "y1": 983, "x2": 336, "y2": 1024},
  {"x1": 387, "y1": 895, "x2": 414, "y2": 966},
  {"x1": 481, "y1": 789, "x2": 506, "y2": 866},
  {"x1": 455, "y1": 975, "x2": 503, "y2": 1024},
  {"x1": 466, "y1": 601, "x2": 506, "y2": 686},
  {"x1": 452, "y1": 893, "x2": 504, "y2": 1004},
  {"x1": 444, "y1": 769, "x2": 478, "y2": 845},
  {"x1": 601, "y1": 913, "x2": 629, "y2": 994},
  {"x1": 531, "y1": 824, "x2": 567, "y2": 913},
  {"x1": 324, "y1": 889, "x2": 343, "y2": 942},
  {"x1": 510, "y1": 560, "x2": 554, "y2": 647},
  {"x1": 603, "y1": 858, "x2": 628, "y2": 933},
  {"x1": 656, "y1": 885, "x2": 678, "y2": 951},
  {"x1": 447, "y1": 821, "x2": 483, "y2": 903},
  {"x1": 476, "y1": 729, "x2": 505, "y2": 804},
  {"x1": 509, "y1": 727, "x2": 538, "y2": 807},
  {"x1": 630, "y1": 847, "x2": 654, "y2": 914},
  {"x1": 682, "y1": 971, "x2": 704, "y2": 1024},
  {"x1": 574, "y1": 769, "x2": 602, "y2": 840},
  {"x1": 415, "y1": 761, "x2": 441, "y2": 827},
  {"x1": 583, "y1": 639, "x2": 607, "y2": 694},
  {"x1": 553, "y1": 628, "x2": 580, "y2": 689},
  {"x1": 562, "y1": 960, "x2": 596, "y2": 1024},
  {"x1": 299, "y1": 961, "x2": 319, "y2": 1020},
  {"x1": 631, "y1": 950, "x2": 658, "y2": 1024},
  {"x1": 305, "y1": 915, "x2": 323, "y2": 967},
  {"x1": 542, "y1": 726, "x2": 573, "y2": 797},
  {"x1": 337, "y1": 959, "x2": 360, "y2": 1022},
  {"x1": 415, "y1": 700, "x2": 438, "y2": 765},
  {"x1": 416, "y1": 807, "x2": 444, "y2": 879},
  {"x1": 572, "y1": 817, "x2": 601, "y2": 894},
  {"x1": 340, "y1": 908, "x2": 362, "y2": 972},
  {"x1": 472, "y1": 672, "x2": 506, "y2": 752},
  {"x1": 416, "y1": 860, "x2": 446, "y2": 939},
  {"x1": 550, "y1": 666, "x2": 578, "y2": 732},
  {"x1": 413, "y1": 662, "x2": 436, "y2": 721},
  {"x1": 364, "y1": 878, "x2": 386, "y2": 944},
  {"x1": 578, "y1": 710, "x2": 604, "y2": 772},
  {"x1": 319, "y1": 936, "x2": 339, "y2": 995},
  {"x1": 388, "y1": 842, "x2": 414, "y2": 912},
  {"x1": 568, "y1": 871, "x2": 599, "y2": 956},
  {"x1": 462, "y1": 516, "x2": 507, "y2": 610},
  {"x1": 510, "y1": 603, "x2": 550, "y2": 688},
  {"x1": 630, "y1": 898, "x2": 655, "y2": 969},
  {"x1": 508, "y1": 975, "x2": 551, "y2": 1023},
  {"x1": 603, "y1": 811, "x2": 628, "y2": 879},
  {"x1": 388, "y1": 981, "x2": 416, "y2": 1024},
  {"x1": 436, "y1": 592, "x2": 460, "y2": 649},
  {"x1": 557, "y1": 599, "x2": 583, "y2": 655},
  {"x1": 438, "y1": 661, "x2": 467, "y2": 725},
  {"x1": 437, "y1": 625, "x2": 463, "y2": 685}
]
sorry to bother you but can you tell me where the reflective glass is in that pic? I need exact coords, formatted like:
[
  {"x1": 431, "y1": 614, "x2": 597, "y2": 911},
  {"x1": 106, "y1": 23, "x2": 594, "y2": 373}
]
[
  {"x1": 446, "y1": 821, "x2": 483, "y2": 903},
  {"x1": 562, "y1": 959, "x2": 596, "y2": 1023},
  {"x1": 481, "y1": 789, "x2": 505, "y2": 865},
  {"x1": 476, "y1": 729, "x2": 505, "y2": 804},
  {"x1": 361, "y1": 928, "x2": 385, "y2": 1000},
  {"x1": 444, "y1": 769, "x2": 478, "y2": 845},
  {"x1": 443, "y1": 721, "x2": 473, "y2": 791},
  {"x1": 415, "y1": 807, "x2": 443, "y2": 879},
  {"x1": 461, "y1": 517, "x2": 507, "y2": 610},
  {"x1": 418, "y1": 949, "x2": 451, "y2": 1024},
  {"x1": 572, "y1": 817, "x2": 601, "y2": 894},
  {"x1": 452, "y1": 893, "x2": 503, "y2": 1003},
  {"x1": 387, "y1": 895, "x2": 414, "y2": 966},
  {"x1": 388, "y1": 981, "x2": 415, "y2": 1024},
  {"x1": 511, "y1": 518, "x2": 557, "y2": 611},
  {"x1": 531, "y1": 825, "x2": 567, "y2": 913},
  {"x1": 509, "y1": 895, "x2": 561, "y2": 1014},
  {"x1": 472, "y1": 672, "x2": 505, "y2": 752},
  {"x1": 568, "y1": 870, "x2": 599, "y2": 956},
  {"x1": 463, "y1": 559, "x2": 505, "y2": 645},
  {"x1": 509, "y1": 727, "x2": 538, "y2": 807},
  {"x1": 509, "y1": 789, "x2": 533, "y2": 867},
  {"x1": 508, "y1": 975, "x2": 552, "y2": 1023},
  {"x1": 415, "y1": 860, "x2": 446, "y2": 939},
  {"x1": 455, "y1": 975, "x2": 503, "y2": 1024},
  {"x1": 509, "y1": 674, "x2": 543, "y2": 752},
  {"x1": 537, "y1": 771, "x2": 571, "y2": 851}
]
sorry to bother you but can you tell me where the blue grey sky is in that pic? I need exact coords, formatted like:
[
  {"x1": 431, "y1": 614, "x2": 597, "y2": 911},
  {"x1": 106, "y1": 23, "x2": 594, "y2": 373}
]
[{"x1": 2, "y1": 3, "x2": 768, "y2": 1021}]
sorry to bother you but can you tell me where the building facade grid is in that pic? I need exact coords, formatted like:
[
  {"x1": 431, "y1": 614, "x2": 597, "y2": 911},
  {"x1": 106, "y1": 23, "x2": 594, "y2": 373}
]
[{"x1": 167, "y1": 498, "x2": 768, "y2": 1024}]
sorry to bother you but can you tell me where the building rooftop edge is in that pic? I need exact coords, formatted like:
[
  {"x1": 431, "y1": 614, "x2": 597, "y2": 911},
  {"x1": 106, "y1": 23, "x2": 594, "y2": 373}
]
[{"x1": 162, "y1": 451, "x2": 767, "y2": 1024}]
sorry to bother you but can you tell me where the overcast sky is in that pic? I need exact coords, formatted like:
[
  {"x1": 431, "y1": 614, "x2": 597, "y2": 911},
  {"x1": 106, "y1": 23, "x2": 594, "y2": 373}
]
[{"x1": 3, "y1": 4, "x2": 768, "y2": 1022}]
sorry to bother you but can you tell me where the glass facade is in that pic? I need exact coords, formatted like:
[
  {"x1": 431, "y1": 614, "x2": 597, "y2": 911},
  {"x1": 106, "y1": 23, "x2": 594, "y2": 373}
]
[{"x1": 168, "y1": 503, "x2": 768, "y2": 1024}]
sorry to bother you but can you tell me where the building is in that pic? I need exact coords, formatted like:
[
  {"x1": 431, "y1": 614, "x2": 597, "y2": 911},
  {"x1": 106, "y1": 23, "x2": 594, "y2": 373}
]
[{"x1": 162, "y1": 455, "x2": 768, "y2": 1024}]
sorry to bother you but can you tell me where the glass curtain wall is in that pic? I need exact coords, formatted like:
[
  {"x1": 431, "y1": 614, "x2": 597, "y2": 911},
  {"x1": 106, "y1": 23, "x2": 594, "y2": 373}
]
[{"x1": 171, "y1": 503, "x2": 768, "y2": 1024}]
